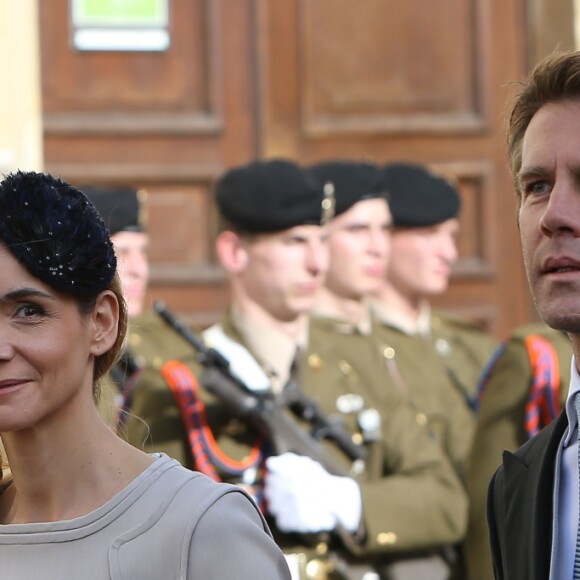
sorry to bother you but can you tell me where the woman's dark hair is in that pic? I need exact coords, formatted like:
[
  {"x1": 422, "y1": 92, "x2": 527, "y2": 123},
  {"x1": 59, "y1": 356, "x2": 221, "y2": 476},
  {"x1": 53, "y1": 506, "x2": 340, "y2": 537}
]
[{"x1": 0, "y1": 170, "x2": 127, "y2": 387}]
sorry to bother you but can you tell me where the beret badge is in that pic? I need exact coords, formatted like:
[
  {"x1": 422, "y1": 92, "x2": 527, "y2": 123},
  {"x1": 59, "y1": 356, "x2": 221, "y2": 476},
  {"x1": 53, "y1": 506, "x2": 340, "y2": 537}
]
[{"x1": 321, "y1": 182, "x2": 336, "y2": 226}]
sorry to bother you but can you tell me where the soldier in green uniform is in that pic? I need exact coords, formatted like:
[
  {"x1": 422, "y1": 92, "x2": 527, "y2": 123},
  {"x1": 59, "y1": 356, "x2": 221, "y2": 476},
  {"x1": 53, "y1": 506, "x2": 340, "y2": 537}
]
[
  {"x1": 464, "y1": 324, "x2": 572, "y2": 580},
  {"x1": 304, "y1": 160, "x2": 467, "y2": 578},
  {"x1": 82, "y1": 185, "x2": 199, "y2": 445},
  {"x1": 122, "y1": 159, "x2": 467, "y2": 579},
  {"x1": 370, "y1": 162, "x2": 497, "y2": 481}
]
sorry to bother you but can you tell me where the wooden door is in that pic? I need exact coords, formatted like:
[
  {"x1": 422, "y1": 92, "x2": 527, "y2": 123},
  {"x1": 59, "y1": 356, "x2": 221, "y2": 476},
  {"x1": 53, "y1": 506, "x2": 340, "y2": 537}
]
[
  {"x1": 39, "y1": 0, "x2": 531, "y2": 337},
  {"x1": 39, "y1": 0, "x2": 257, "y2": 326},
  {"x1": 253, "y1": 0, "x2": 530, "y2": 337}
]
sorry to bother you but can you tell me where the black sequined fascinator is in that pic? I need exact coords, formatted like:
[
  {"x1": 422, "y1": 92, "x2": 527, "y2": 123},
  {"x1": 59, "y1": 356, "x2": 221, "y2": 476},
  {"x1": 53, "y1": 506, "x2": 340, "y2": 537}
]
[{"x1": 0, "y1": 171, "x2": 117, "y2": 296}]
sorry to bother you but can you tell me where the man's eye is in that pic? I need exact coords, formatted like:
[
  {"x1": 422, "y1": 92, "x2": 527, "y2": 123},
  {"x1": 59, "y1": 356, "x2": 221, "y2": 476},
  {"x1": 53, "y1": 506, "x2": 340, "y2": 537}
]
[{"x1": 526, "y1": 181, "x2": 551, "y2": 195}]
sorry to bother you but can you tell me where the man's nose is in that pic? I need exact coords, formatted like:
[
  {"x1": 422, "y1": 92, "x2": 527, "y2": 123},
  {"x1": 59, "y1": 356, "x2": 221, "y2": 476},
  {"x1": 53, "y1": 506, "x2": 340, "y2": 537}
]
[{"x1": 539, "y1": 184, "x2": 580, "y2": 237}]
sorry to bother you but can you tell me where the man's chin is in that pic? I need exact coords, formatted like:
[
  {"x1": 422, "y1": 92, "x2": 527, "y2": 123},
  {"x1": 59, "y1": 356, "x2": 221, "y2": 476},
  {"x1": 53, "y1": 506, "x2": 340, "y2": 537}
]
[{"x1": 540, "y1": 311, "x2": 580, "y2": 334}]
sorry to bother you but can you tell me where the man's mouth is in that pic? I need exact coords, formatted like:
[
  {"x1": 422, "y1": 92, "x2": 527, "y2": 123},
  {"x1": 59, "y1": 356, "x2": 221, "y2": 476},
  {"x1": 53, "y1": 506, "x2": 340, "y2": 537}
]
[{"x1": 541, "y1": 257, "x2": 580, "y2": 275}]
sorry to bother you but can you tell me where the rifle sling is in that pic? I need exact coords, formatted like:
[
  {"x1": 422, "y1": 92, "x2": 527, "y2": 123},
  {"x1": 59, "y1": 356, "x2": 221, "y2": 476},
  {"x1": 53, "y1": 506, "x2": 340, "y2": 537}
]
[{"x1": 161, "y1": 359, "x2": 263, "y2": 481}]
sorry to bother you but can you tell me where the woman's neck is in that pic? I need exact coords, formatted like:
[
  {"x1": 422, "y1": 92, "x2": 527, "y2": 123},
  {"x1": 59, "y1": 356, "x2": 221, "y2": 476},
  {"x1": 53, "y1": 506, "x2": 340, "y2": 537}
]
[{"x1": 0, "y1": 409, "x2": 152, "y2": 524}]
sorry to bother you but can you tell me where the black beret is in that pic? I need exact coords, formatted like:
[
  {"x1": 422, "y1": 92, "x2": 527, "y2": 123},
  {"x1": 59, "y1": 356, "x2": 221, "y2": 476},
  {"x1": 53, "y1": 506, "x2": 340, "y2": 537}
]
[
  {"x1": 215, "y1": 159, "x2": 330, "y2": 232},
  {"x1": 381, "y1": 162, "x2": 461, "y2": 227},
  {"x1": 80, "y1": 185, "x2": 144, "y2": 235},
  {"x1": 0, "y1": 171, "x2": 116, "y2": 297},
  {"x1": 308, "y1": 161, "x2": 386, "y2": 217}
]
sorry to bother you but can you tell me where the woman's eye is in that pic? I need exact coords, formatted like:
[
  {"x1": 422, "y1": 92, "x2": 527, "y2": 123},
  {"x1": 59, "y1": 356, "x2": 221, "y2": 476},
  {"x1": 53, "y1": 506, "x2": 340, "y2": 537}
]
[{"x1": 14, "y1": 303, "x2": 45, "y2": 319}]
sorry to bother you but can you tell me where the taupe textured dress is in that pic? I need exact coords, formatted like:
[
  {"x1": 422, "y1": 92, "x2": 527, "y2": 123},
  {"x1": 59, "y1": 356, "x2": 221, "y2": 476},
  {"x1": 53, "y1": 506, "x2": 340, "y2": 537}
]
[{"x1": 0, "y1": 454, "x2": 290, "y2": 579}]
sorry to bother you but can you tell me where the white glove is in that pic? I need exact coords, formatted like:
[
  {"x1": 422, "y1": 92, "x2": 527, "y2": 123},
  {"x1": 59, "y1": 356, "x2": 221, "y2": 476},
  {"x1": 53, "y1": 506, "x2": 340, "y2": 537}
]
[{"x1": 264, "y1": 452, "x2": 362, "y2": 533}]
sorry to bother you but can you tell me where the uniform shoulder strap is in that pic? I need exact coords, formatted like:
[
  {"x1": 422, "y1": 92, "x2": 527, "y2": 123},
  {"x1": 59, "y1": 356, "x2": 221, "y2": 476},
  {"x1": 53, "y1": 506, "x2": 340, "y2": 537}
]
[
  {"x1": 523, "y1": 334, "x2": 561, "y2": 438},
  {"x1": 473, "y1": 341, "x2": 509, "y2": 411}
]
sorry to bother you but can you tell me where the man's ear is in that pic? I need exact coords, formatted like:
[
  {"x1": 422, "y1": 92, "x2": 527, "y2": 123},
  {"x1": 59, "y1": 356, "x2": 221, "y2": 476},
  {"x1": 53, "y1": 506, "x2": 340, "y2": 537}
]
[
  {"x1": 89, "y1": 290, "x2": 120, "y2": 356},
  {"x1": 216, "y1": 230, "x2": 249, "y2": 273}
]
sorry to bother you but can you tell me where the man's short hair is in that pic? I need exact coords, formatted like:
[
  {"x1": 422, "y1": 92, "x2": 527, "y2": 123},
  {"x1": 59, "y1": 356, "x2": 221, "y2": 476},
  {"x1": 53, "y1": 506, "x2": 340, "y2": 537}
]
[{"x1": 508, "y1": 50, "x2": 580, "y2": 196}]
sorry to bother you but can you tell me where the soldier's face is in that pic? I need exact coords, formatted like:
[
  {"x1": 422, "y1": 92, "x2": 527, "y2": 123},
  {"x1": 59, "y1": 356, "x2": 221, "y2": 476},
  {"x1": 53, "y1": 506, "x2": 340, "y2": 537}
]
[
  {"x1": 112, "y1": 231, "x2": 149, "y2": 318},
  {"x1": 386, "y1": 219, "x2": 459, "y2": 300},
  {"x1": 241, "y1": 225, "x2": 329, "y2": 321},
  {"x1": 325, "y1": 198, "x2": 391, "y2": 299},
  {"x1": 518, "y1": 100, "x2": 580, "y2": 334}
]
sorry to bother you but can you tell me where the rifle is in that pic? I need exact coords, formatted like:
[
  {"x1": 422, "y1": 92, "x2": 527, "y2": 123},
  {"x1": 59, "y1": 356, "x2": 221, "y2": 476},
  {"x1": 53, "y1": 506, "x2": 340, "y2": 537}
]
[{"x1": 153, "y1": 301, "x2": 366, "y2": 476}]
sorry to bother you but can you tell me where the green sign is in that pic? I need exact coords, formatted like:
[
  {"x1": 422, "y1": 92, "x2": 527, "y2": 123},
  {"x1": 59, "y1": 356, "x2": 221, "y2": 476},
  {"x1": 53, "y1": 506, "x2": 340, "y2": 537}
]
[
  {"x1": 73, "y1": 0, "x2": 168, "y2": 27},
  {"x1": 71, "y1": 0, "x2": 169, "y2": 51}
]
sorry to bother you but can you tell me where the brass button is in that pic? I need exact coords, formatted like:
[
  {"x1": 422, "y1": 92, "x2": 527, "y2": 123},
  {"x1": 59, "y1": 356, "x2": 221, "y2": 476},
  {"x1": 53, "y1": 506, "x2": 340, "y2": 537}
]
[
  {"x1": 382, "y1": 346, "x2": 395, "y2": 359},
  {"x1": 308, "y1": 354, "x2": 323, "y2": 370},
  {"x1": 416, "y1": 412, "x2": 428, "y2": 426},
  {"x1": 351, "y1": 432, "x2": 363, "y2": 445},
  {"x1": 315, "y1": 542, "x2": 328, "y2": 555},
  {"x1": 378, "y1": 531, "x2": 397, "y2": 545}
]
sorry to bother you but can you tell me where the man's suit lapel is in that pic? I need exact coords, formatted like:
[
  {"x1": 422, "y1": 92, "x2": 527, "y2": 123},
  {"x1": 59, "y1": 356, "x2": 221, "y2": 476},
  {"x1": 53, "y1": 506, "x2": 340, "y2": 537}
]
[{"x1": 501, "y1": 412, "x2": 568, "y2": 579}]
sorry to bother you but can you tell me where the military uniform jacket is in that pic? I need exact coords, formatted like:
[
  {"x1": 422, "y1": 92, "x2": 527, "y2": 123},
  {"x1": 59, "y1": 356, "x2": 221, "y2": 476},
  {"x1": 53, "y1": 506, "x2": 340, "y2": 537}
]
[
  {"x1": 122, "y1": 312, "x2": 203, "y2": 467},
  {"x1": 429, "y1": 312, "x2": 498, "y2": 401},
  {"x1": 125, "y1": 309, "x2": 467, "y2": 565},
  {"x1": 204, "y1": 312, "x2": 467, "y2": 559},
  {"x1": 305, "y1": 316, "x2": 468, "y2": 556},
  {"x1": 98, "y1": 314, "x2": 187, "y2": 429},
  {"x1": 465, "y1": 324, "x2": 571, "y2": 580},
  {"x1": 487, "y1": 411, "x2": 568, "y2": 580},
  {"x1": 373, "y1": 311, "x2": 496, "y2": 480}
]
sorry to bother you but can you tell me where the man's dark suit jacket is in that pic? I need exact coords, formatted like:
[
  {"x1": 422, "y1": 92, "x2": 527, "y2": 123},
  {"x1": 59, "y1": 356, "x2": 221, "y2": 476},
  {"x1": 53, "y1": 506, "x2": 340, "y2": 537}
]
[{"x1": 487, "y1": 411, "x2": 568, "y2": 579}]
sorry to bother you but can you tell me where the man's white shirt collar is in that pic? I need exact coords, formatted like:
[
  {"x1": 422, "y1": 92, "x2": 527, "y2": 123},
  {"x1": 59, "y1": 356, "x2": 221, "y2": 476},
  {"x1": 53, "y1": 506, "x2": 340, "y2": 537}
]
[
  {"x1": 563, "y1": 356, "x2": 580, "y2": 447},
  {"x1": 371, "y1": 299, "x2": 431, "y2": 336}
]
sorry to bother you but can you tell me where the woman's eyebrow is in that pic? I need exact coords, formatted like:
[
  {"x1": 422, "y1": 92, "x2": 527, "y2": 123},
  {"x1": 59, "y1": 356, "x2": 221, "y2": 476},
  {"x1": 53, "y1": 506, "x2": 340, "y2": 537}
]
[{"x1": 0, "y1": 287, "x2": 55, "y2": 302}]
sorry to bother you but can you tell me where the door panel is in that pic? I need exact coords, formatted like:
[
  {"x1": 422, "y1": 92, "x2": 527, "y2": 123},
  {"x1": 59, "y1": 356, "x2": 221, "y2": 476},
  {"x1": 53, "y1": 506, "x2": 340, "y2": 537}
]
[
  {"x1": 39, "y1": 0, "x2": 256, "y2": 325},
  {"x1": 39, "y1": 0, "x2": 530, "y2": 336}
]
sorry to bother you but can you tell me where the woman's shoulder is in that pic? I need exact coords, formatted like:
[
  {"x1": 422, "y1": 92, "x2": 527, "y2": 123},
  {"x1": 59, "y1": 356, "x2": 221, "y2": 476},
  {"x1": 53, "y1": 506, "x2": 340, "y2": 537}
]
[
  {"x1": 146, "y1": 454, "x2": 258, "y2": 518},
  {"x1": 146, "y1": 454, "x2": 218, "y2": 493},
  {"x1": 136, "y1": 455, "x2": 273, "y2": 546},
  {"x1": 111, "y1": 456, "x2": 285, "y2": 579}
]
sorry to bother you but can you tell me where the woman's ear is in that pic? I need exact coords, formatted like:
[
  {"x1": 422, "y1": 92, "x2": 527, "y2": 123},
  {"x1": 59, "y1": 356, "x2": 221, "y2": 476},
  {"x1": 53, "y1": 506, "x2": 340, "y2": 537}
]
[
  {"x1": 215, "y1": 230, "x2": 249, "y2": 273},
  {"x1": 89, "y1": 290, "x2": 120, "y2": 356}
]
